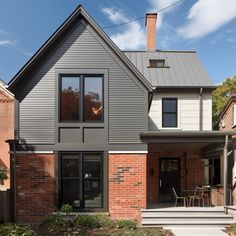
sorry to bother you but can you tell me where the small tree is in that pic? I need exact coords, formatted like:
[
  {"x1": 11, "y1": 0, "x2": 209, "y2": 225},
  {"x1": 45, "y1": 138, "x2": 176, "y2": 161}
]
[{"x1": 0, "y1": 167, "x2": 8, "y2": 185}]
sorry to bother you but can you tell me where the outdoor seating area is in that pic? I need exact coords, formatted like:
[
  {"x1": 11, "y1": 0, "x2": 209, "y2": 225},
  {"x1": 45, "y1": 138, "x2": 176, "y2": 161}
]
[{"x1": 172, "y1": 186, "x2": 212, "y2": 207}]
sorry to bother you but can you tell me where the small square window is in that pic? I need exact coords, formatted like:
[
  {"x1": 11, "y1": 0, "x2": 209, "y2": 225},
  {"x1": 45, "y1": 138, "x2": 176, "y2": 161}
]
[{"x1": 149, "y1": 59, "x2": 165, "y2": 68}]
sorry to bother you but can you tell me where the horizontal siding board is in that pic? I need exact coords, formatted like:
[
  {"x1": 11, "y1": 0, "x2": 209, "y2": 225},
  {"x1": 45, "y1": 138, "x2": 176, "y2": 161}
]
[{"x1": 18, "y1": 21, "x2": 147, "y2": 144}]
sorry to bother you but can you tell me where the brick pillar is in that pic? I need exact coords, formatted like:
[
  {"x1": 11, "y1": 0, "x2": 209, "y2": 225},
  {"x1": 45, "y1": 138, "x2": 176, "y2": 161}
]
[
  {"x1": 108, "y1": 153, "x2": 147, "y2": 222},
  {"x1": 16, "y1": 154, "x2": 55, "y2": 223}
]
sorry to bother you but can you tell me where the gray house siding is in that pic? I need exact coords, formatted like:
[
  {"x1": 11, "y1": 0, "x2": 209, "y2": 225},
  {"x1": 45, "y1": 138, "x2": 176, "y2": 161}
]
[{"x1": 15, "y1": 19, "x2": 148, "y2": 146}]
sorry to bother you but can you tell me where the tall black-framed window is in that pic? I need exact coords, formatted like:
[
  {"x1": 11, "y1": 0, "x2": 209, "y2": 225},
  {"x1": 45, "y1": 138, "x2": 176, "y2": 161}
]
[
  {"x1": 60, "y1": 152, "x2": 103, "y2": 210},
  {"x1": 60, "y1": 75, "x2": 103, "y2": 122},
  {"x1": 162, "y1": 98, "x2": 177, "y2": 127}
]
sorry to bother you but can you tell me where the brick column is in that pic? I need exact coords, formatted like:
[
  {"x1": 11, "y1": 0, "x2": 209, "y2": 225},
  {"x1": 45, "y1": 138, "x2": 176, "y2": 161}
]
[
  {"x1": 108, "y1": 153, "x2": 147, "y2": 222},
  {"x1": 16, "y1": 154, "x2": 55, "y2": 223}
]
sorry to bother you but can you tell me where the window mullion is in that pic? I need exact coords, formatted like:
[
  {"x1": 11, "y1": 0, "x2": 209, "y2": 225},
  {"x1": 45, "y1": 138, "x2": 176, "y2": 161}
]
[{"x1": 80, "y1": 75, "x2": 84, "y2": 122}]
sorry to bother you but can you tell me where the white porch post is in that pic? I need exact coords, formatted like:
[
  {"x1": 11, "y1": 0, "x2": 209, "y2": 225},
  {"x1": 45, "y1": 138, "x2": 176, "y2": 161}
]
[{"x1": 223, "y1": 135, "x2": 228, "y2": 206}]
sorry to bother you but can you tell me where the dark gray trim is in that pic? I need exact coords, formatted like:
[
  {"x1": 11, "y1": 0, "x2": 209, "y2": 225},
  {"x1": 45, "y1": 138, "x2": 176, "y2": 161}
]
[
  {"x1": 15, "y1": 143, "x2": 148, "y2": 152},
  {"x1": 8, "y1": 5, "x2": 152, "y2": 92},
  {"x1": 14, "y1": 100, "x2": 19, "y2": 140},
  {"x1": 155, "y1": 86, "x2": 216, "y2": 92},
  {"x1": 54, "y1": 151, "x2": 59, "y2": 209},
  {"x1": 55, "y1": 68, "x2": 108, "y2": 145},
  {"x1": 140, "y1": 131, "x2": 236, "y2": 144}
]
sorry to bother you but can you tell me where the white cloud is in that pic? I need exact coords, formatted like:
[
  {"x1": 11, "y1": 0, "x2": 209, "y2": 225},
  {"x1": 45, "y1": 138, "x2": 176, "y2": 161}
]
[
  {"x1": 0, "y1": 40, "x2": 16, "y2": 46},
  {"x1": 102, "y1": 7, "x2": 145, "y2": 50},
  {"x1": 148, "y1": 0, "x2": 182, "y2": 29},
  {"x1": 178, "y1": 0, "x2": 236, "y2": 39},
  {"x1": 227, "y1": 38, "x2": 236, "y2": 43}
]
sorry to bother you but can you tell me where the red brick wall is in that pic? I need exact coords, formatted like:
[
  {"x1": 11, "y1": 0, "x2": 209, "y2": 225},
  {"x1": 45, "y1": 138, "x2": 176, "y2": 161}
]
[
  {"x1": 16, "y1": 154, "x2": 55, "y2": 223},
  {"x1": 0, "y1": 89, "x2": 14, "y2": 189},
  {"x1": 108, "y1": 153, "x2": 147, "y2": 222}
]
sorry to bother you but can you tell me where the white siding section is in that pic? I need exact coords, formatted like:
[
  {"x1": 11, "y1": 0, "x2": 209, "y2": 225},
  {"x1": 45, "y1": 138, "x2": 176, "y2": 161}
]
[{"x1": 149, "y1": 92, "x2": 212, "y2": 131}]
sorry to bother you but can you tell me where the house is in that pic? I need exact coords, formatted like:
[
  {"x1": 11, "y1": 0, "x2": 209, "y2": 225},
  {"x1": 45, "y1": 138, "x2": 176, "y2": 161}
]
[
  {"x1": 6, "y1": 5, "x2": 235, "y2": 223},
  {"x1": 0, "y1": 80, "x2": 14, "y2": 190},
  {"x1": 219, "y1": 95, "x2": 236, "y2": 205}
]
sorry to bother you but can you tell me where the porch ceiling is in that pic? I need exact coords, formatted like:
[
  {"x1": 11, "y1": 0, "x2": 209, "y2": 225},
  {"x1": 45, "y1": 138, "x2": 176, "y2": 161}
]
[
  {"x1": 140, "y1": 130, "x2": 236, "y2": 159},
  {"x1": 140, "y1": 130, "x2": 236, "y2": 144}
]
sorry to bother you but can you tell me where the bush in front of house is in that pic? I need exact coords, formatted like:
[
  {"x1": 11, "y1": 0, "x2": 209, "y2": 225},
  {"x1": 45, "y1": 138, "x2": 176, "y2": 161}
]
[
  {"x1": 0, "y1": 167, "x2": 8, "y2": 185},
  {"x1": 116, "y1": 219, "x2": 138, "y2": 230},
  {"x1": 0, "y1": 224, "x2": 36, "y2": 236}
]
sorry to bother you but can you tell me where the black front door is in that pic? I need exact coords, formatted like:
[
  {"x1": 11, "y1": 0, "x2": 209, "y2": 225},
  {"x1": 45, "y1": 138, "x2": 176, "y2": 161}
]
[
  {"x1": 159, "y1": 158, "x2": 180, "y2": 203},
  {"x1": 60, "y1": 152, "x2": 103, "y2": 210}
]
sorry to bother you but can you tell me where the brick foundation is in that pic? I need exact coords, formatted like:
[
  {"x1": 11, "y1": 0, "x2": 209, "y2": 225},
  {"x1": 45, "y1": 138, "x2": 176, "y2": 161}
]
[
  {"x1": 108, "y1": 153, "x2": 147, "y2": 222},
  {"x1": 16, "y1": 154, "x2": 55, "y2": 223}
]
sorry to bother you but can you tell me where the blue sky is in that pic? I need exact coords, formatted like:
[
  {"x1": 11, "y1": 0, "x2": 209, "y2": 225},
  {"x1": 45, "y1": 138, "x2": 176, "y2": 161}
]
[{"x1": 0, "y1": 0, "x2": 236, "y2": 85}]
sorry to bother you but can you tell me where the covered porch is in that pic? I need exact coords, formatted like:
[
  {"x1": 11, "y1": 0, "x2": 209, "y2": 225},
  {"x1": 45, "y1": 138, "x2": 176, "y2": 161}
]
[{"x1": 140, "y1": 131, "x2": 236, "y2": 208}]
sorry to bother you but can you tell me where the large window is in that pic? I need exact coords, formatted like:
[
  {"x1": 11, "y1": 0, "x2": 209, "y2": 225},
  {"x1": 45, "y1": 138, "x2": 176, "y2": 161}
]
[
  {"x1": 60, "y1": 75, "x2": 103, "y2": 122},
  {"x1": 60, "y1": 152, "x2": 103, "y2": 209},
  {"x1": 162, "y1": 98, "x2": 177, "y2": 127}
]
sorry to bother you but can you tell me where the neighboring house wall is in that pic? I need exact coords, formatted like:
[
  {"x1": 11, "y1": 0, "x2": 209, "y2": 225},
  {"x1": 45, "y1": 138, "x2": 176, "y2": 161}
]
[
  {"x1": 149, "y1": 91, "x2": 212, "y2": 131},
  {"x1": 15, "y1": 20, "x2": 148, "y2": 146},
  {"x1": 0, "y1": 85, "x2": 14, "y2": 190},
  {"x1": 220, "y1": 97, "x2": 236, "y2": 205}
]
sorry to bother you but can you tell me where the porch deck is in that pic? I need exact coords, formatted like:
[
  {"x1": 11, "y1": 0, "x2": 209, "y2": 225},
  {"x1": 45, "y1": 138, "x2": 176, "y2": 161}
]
[{"x1": 141, "y1": 206, "x2": 236, "y2": 228}]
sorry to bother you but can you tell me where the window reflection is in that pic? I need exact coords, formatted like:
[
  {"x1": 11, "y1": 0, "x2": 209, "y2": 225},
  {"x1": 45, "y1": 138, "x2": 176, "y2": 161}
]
[
  {"x1": 60, "y1": 77, "x2": 80, "y2": 121},
  {"x1": 84, "y1": 77, "x2": 103, "y2": 121}
]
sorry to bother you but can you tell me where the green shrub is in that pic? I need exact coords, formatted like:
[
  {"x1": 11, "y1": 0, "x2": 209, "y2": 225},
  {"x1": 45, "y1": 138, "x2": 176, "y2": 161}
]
[
  {"x1": 0, "y1": 224, "x2": 36, "y2": 236},
  {"x1": 75, "y1": 214, "x2": 113, "y2": 229},
  {"x1": 116, "y1": 219, "x2": 138, "y2": 230},
  {"x1": 43, "y1": 213, "x2": 66, "y2": 234},
  {"x1": 0, "y1": 167, "x2": 8, "y2": 184},
  {"x1": 60, "y1": 204, "x2": 73, "y2": 215}
]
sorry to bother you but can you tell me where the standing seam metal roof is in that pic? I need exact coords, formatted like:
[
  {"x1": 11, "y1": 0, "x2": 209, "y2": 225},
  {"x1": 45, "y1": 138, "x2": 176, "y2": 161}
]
[{"x1": 123, "y1": 51, "x2": 213, "y2": 87}]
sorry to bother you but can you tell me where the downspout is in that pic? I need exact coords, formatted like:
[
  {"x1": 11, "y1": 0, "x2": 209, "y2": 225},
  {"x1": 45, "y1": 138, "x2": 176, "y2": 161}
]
[
  {"x1": 199, "y1": 88, "x2": 203, "y2": 131},
  {"x1": 223, "y1": 134, "x2": 229, "y2": 206},
  {"x1": 5, "y1": 139, "x2": 18, "y2": 223}
]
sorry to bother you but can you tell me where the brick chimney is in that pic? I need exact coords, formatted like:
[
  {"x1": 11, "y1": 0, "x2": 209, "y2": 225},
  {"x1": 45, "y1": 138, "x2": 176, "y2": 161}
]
[{"x1": 145, "y1": 13, "x2": 157, "y2": 51}]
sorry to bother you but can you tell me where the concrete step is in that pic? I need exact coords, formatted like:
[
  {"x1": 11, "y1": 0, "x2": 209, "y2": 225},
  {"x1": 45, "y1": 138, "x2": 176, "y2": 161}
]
[
  {"x1": 141, "y1": 207, "x2": 234, "y2": 228},
  {"x1": 142, "y1": 212, "x2": 229, "y2": 217},
  {"x1": 142, "y1": 220, "x2": 231, "y2": 228}
]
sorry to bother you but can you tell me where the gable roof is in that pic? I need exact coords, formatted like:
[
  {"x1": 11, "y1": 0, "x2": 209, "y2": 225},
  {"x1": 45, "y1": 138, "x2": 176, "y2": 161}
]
[
  {"x1": 0, "y1": 83, "x2": 14, "y2": 100},
  {"x1": 124, "y1": 50, "x2": 214, "y2": 89},
  {"x1": 8, "y1": 5, "x2": 152, "y2": 92}
]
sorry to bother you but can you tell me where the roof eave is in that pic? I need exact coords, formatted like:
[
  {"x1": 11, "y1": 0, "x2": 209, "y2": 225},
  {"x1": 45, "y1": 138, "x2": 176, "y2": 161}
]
[{"x1": 8, "y1": 5, "x2": 152, "y2": 92}]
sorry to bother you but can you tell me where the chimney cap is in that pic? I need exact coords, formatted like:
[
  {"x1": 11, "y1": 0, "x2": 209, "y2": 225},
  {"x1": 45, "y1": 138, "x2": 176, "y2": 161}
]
[{"x1": 145, "y1": 13, "x2": 157, "y2": 26}]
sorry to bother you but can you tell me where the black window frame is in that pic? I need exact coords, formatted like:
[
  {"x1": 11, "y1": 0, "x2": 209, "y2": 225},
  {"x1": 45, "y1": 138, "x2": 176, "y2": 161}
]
[
  {"x1": 149, "y1": 59, "x2": 165, "y2": 68},
  {"x1": 162, "y1": 98, "x2": 178, "y2": 128},
  {"x1": 59, "y1": 152, "x2": 104, "y2": 210},
  {"x1": 59, "y1": 74, "x2": 104, "y2": 123}
]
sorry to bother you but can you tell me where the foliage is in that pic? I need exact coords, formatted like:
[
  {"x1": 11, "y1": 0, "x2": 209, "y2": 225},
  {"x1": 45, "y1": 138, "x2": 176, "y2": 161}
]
[
  {"x1": 212, "y1": 76, "x2": 236, "y2": 128},
  {"x1": 60, "y1": 204, "x2": 73, "y2": 215},
  {"x1": 75, "y1": 214, "x2": 113, "y2": 229},
  {"x1": 0, "y1": 167, "x2": 8, "y2": 184},
  {"x1": 116, "y1": 219, "x2": 138, "y2": 230},
  {"x1": 42, "y1": 213, "x2": 66, "y2": 235},
  {"x1": 0, "y1": 224, "x2": 36, "y2": 236}
]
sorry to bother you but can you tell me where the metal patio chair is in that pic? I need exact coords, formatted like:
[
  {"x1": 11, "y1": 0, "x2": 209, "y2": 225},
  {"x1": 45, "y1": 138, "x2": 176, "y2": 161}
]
[
  {"x1": 188, "y1": 187, "x2": 205, "y2": 207},
  {"x1": 171, "y1": 187, "x2": 187, "y2": 207}
]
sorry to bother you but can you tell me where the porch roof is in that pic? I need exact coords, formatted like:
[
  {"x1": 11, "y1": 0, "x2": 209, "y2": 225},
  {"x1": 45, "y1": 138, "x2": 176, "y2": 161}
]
[{"x1": 139, "y1": 130, "x2": 236, "y2": 144}]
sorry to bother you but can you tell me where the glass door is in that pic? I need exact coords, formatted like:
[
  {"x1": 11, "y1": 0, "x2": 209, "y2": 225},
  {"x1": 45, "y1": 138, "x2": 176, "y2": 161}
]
[{"x1": 60, "y1": 152, "x2": 103, "y2": 210}]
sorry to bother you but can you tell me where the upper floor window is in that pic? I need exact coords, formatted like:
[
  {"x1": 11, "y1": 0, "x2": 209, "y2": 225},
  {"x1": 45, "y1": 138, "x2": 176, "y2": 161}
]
[
  {"x1": 60, "y1": 75, "x2": 103, "y2": 122},
  {"x1": 149, "y1": 59, "x2": 165, "y2": 68},
  {"x1": 162, "y1": 98, "x2": 177, "y2": 127}
]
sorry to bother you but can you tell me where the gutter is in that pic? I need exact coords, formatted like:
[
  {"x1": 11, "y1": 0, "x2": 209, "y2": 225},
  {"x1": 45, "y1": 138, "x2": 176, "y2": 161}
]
[{"x1": 199, "y1": 88, "x2": 203, "y2": 131}]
